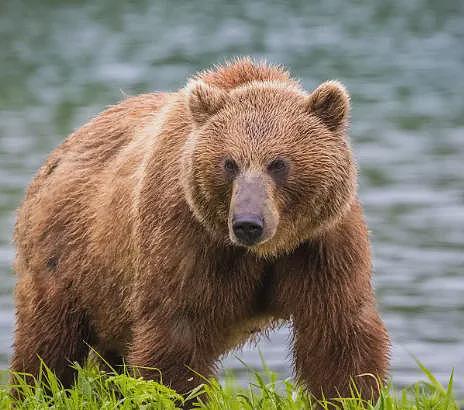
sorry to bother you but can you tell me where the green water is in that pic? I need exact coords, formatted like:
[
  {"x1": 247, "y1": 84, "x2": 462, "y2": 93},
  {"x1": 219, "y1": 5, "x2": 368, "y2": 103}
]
[{"x1": 1, "y1": 0, "x2": 463, "y2": 393}]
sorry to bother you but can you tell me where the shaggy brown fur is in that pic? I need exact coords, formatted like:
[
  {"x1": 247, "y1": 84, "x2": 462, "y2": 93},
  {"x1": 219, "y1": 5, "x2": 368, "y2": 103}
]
[{"x1": 12, "y1": 58, "x2": 390, "y2": 403}]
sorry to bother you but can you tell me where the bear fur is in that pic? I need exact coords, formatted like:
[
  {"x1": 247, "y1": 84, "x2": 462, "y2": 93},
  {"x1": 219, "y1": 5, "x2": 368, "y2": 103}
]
[{"x1": 12, "y1": 58, "x2": 390, "y2": 402}]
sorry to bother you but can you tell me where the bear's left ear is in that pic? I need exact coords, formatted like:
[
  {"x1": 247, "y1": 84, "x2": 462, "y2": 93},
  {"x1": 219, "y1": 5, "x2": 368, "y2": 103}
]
[
  {"x1": 304, "y1": 81, "x2": 350, "y2": 131},
  {"x1": 186, "y1": 80, "x2": 230, "y2": 125}
]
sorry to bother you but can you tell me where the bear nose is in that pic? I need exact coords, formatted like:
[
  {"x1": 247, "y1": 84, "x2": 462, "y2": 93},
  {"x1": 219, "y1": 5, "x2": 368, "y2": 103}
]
[{"x1": 232, "y1": 215, "x2": 264, "y2": 245}]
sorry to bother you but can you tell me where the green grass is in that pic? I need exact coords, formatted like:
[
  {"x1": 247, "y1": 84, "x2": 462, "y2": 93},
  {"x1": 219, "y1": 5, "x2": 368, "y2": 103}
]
[{"x1": 0, "y1": 360, "x2": 460, "y2": 409}]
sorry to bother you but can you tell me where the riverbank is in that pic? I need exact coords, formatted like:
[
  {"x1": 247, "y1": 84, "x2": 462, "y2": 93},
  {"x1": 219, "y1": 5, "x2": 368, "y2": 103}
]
[{"x1": 0, "y1": 361, "x2": 459, "y2": 409}]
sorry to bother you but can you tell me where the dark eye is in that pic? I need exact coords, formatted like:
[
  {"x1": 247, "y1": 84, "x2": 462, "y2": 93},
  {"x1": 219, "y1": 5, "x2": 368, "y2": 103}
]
[
  {"x1": 224, "y1": 158, "x2": 239, "y2": 176},
  {"x1": 267, "y1": 158, "x2": 287, "y2": 173}
]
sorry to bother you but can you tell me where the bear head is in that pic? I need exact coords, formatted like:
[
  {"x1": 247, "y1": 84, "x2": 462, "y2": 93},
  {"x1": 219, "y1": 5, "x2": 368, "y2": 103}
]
[{"x1": 181, "y1": 67, "x2": 356, "y2": 257}]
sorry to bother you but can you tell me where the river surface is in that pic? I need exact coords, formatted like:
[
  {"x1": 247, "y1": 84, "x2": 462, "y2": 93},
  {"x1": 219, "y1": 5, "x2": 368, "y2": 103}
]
[{"x1": 1, "y1": 0, "x2": 463, "y2": 395}]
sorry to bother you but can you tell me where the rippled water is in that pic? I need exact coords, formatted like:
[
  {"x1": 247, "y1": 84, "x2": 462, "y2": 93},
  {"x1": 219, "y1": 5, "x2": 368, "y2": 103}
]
[{"x1": 1, "y1": 0, "x2": 463, "y2": 394}]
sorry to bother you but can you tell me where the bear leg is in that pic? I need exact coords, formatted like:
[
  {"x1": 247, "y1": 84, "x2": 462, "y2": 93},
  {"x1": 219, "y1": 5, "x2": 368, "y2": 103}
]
[
  {"x1": 11, "y1": 276, "x2": 92, "y2": 390},
  {"x1": 291, "y1": 303, "x2": 389, "y2": 402},
  {"x1": 127, "y1": 317, "x2": 217, "y2": 405},
  {"x1": 270, "y1": 202, "x2": 390, "y2": 403}
]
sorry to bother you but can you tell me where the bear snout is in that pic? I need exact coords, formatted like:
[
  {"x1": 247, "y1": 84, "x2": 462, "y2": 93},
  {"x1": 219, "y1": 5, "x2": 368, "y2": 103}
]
[{"x1": 228, "y1": 173, "x2": 277, "y2": 247}]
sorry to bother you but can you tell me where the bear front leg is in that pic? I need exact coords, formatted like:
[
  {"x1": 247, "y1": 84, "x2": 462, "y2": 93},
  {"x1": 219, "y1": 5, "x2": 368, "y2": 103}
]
[
  {"x1": 127, "y1": 314, "x2": 217, "y2": 398},
  {"x1": 273, "y1": 202, "x2": 390, "y2": 402},
  {"x1": 292, "y1": 300, "x2": 389, "y2": 401}
]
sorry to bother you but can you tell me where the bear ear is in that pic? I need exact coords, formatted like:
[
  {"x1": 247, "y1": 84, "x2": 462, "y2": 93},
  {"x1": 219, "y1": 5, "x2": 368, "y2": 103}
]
[
  {"x1": 304, "y1": 81, "x2": 350, "y2": 131},
  {"x1": 186, "y1": 80, "x2": 230, "y2": 125}
]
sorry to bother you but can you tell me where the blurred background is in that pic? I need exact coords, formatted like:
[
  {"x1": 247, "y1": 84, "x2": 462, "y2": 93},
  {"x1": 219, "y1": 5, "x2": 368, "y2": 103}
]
[{"x1": 1, "y1": 0, "x2": 463, "y2": 395}]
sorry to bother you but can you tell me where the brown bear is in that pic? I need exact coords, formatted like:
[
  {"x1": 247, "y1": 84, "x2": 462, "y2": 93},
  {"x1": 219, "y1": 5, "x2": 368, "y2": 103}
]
[{"x1": 12, "y1": 58, "x2": 390, "y2": 403}]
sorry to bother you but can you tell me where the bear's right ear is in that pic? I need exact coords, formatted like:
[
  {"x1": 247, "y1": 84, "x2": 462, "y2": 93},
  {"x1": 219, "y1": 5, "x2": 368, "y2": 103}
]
[
  {"x1": 186, "y1": 80, "x2": 230, "y2": 125},
  {"x1": 304, "y1": 81, "x2": 350, "y2": 132}
]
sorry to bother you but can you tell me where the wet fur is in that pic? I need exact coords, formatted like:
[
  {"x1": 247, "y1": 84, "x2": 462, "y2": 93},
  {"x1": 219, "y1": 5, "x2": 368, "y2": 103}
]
[{"x1": 12, "y1": 58, "x2": 390, "y2": 402}]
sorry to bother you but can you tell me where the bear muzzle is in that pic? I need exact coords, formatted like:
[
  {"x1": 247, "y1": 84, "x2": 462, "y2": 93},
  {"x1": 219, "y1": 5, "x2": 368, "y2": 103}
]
[{"x1": 228, "y1": 173, "x2": 278, "y2": 247}]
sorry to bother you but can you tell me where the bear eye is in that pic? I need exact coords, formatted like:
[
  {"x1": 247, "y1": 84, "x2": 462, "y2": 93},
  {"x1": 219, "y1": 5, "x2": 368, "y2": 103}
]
[
  {"x1": 223, "y1": 158, "x2": 239, "y2": 176},
  {"x1": 267, "y1": 158, "x2": 287, "y2": 173}
]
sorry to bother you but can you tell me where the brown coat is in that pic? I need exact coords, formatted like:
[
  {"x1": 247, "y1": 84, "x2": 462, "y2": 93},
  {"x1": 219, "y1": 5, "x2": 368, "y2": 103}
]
[{"x1": 12, "y1": 58, "x2": 390, "y2": 402}]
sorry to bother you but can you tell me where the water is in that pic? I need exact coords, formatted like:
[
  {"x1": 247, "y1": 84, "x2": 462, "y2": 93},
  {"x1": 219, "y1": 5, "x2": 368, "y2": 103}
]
[{"x1": 1, "y1": 0, "x2": 463, "y2": 394}]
